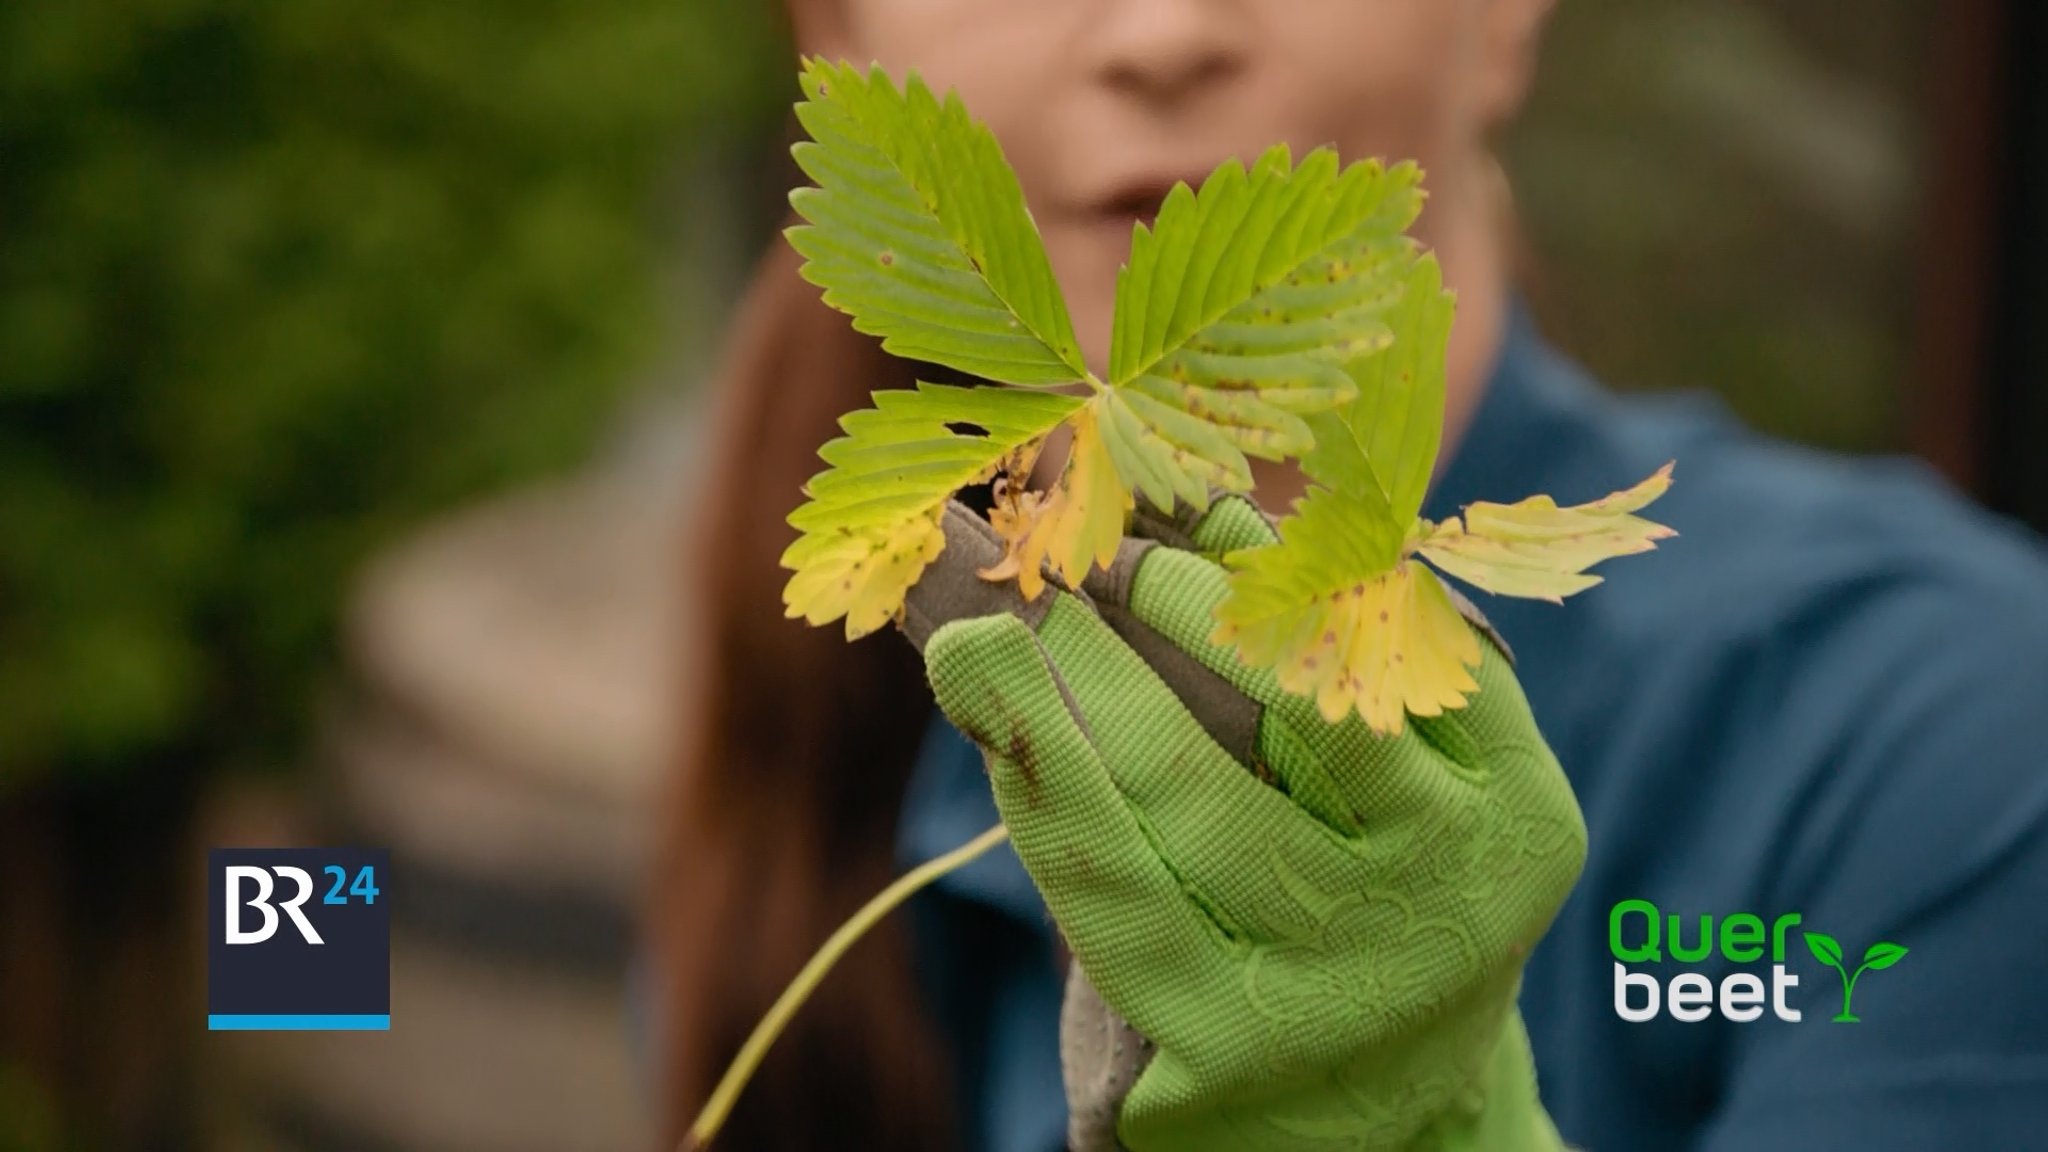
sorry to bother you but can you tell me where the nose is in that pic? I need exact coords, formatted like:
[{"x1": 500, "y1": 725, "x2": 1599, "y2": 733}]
[{"x1": 1089, "y1": 0, "x2": 1246, "y2": 108}]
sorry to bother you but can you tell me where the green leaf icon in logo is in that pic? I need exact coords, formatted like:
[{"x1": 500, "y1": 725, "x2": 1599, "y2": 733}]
[{"x1": 1805, "y1": 931, "x2": 1908, "y2": 1023}]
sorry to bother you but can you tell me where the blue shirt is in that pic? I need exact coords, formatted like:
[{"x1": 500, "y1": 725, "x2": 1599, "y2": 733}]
[{"x1": 896, "y1": 306, "x2": 2048, "y2": 1151}]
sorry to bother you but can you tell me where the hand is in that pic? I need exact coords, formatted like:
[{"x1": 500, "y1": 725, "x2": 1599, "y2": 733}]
[{"x1": 902, "y1": 496, "x2": 1585, "y2": 1151}]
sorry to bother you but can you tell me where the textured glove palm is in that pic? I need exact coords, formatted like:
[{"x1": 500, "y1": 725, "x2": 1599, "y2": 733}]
[{"x1": 908, "y1": 496, "x2": 1585, "y2": 1151}]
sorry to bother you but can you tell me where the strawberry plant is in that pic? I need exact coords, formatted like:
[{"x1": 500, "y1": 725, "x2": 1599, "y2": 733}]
[
  {"x1": 687, "y1": 59, "x2": 1674, "y2": 1147},
  {"x1": 778, "y1": 59, "x2": 1673, "y2": 733}
]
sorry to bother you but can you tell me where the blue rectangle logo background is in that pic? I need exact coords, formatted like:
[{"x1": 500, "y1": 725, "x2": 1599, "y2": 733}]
[
  {"x1": 206, "y1": 1014, "x2": 390, "y2": 1030},
  {"x1": 207, "y1": 848, "x2": 390, "y2": 1028}
]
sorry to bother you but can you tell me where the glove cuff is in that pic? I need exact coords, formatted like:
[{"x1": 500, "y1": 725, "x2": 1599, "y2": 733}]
[
  {"x1": 1438, "y1": 1009, "x2": 1571, "y2": 1152},
  {"x1": 1060, "y1": 966, "x2": 1570, "y2": 1152}
]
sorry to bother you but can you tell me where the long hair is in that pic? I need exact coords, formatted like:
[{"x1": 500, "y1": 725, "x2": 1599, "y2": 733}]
[{"x1": 655, "y1": 238, "x2": 955, "y2": 1150}]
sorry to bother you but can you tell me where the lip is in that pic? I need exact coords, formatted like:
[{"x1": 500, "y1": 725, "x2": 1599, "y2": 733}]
[
  {"x1": 1095, "y1": 180, "x2": 1179, "y2": 231},
  {"x1": 1073, "y1": 169, "x2": 1215, "y2": 232}
]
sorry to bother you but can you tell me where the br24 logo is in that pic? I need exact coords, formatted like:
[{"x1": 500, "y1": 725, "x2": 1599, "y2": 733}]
[
  {"x1": 208, "y1": 848, "x2": 390, "y2": 1031},
  {"x1": 224, "y1": 862, "x2": 380, "y2": 945}
]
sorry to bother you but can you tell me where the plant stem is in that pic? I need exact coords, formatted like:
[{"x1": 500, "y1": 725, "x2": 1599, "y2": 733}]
[
  {"x1": 1836, "y1": 966, "x2": 1864, "y2": 1023},
  {"x1": 684, "y1": 822, "x2": 1013, "y2": 1149}
]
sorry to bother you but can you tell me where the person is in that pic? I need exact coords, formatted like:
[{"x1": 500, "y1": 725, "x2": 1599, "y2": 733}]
[{"x1": 657, "y1": 2, "x2": 2048, "y2": 1149}]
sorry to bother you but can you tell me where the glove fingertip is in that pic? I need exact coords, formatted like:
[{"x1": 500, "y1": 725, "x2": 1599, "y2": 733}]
[
  {"x1": 924, "y1": 613, "x2": 1047, "y2": 745},
  {"x1": 1189, "y1": 493, "x2": 1279, "y2": 553},
  {"x1": 1125, "y1": 547, "x2": 1233, "y2": 636}
]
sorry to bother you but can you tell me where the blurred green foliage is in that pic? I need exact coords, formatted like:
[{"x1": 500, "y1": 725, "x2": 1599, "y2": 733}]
[{"x1": 0, "y1": 0, "x2": 784, "y2": 783}]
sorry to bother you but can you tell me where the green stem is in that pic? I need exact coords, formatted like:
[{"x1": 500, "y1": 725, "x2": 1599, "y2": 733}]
[
  {"x1": 1836, "y1": 965, "x2": 1865, "y2": 1023},
  {"x1": 684, "y1": 822, "x2": 1012, "y2": 1149}
]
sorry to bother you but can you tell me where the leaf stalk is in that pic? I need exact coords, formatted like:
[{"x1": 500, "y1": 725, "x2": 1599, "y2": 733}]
[{"x1": 684, "y1": 822, "x2": 1012, "y2": 1149}]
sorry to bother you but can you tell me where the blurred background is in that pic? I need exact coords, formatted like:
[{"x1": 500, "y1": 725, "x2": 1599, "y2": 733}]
[{"x1": 2, "y1": 0, "x2": 2043, "y2": 1148}]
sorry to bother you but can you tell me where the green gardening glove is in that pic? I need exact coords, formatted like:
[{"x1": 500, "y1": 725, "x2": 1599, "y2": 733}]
[{"x1": 900, "y1": 496, "x2": 1586, "y2": 1152}]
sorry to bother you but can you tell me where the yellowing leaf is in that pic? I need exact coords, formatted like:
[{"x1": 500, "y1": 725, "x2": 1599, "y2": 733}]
[
  {"x1": 1213, "y1": 488, "x2": 1479, "y2": 734},
  {"x1": 783, "y1": 509, "x2": 949, "y2": 640},
  {"x1": 1314, "y1": 565, "x2": 1478, "y2": 735},
  {"x1": 1418, "y1": 463, "x2": 1677, "y2": 603},
  {"x1": 1015, "y1": 399, "x2": 1131, "y2": 600},
  {"x1": 782, "y1": 384, "x2": 1082, "y2": 637},
  {"x1": 1210, "y1": 255, "x2": 1479, "y2": 734}
]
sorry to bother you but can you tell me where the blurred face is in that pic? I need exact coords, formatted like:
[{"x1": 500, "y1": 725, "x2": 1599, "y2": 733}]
[{"x1": 794, "y1": 0, "x2": 1548, "y2": 367}]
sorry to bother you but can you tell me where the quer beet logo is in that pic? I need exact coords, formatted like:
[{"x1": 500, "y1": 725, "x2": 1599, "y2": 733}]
[
  {"x1": 1803, "y1": 932, "x2": 1909, "y2": 1023},
  {"x1": 1610, "y1": 899, "x2": 1907, "y2": 1024}
]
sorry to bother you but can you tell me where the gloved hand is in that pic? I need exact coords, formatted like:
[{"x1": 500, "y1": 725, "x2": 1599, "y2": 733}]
[{"x1": 899, "y1": 495, "x2": 1586, "y2": 1152}]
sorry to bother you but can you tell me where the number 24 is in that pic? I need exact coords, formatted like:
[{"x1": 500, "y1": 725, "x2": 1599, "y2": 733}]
[{"x1": 322, "y1": 865, "x2": 381, "y2": 905}]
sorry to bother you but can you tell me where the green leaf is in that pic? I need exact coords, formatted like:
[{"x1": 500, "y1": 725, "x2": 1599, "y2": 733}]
[
  {"x1": 1860, "y1": 942, "x2": 1908, "y2": 971},
  {"x1": 1099, "y1": 146, "x2": 1424, "y2": 514},
  {"x1": 1301, "y1": 254, "x2": 1455, "y2": 529},
  {"x1": 787, "y1": 59, "x2": 1088, "y2": 386},
  {"x1": 783, "y1": 383, "x2": 1083, "y2": 638},
  {"x1": 1805, "y1": 932, "x2": 1845, "y2": 969}
]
